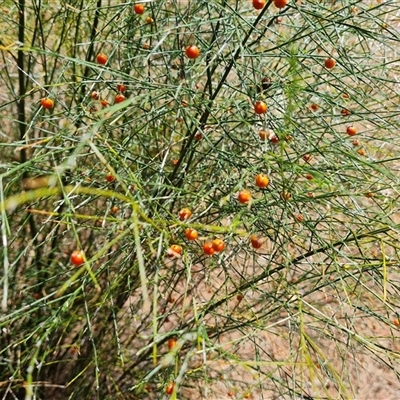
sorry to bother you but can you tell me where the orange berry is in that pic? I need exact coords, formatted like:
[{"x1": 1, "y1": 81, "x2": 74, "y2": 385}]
[
  {"x1": 269, "y1": 134, "x2": 279, "y2": 144},
  {"x1": 310, "y1": 103, "x2": 319, "y2": 111},
  {"x1": 185, "y1": 228, "x2": 198, "y2": 241},
  {"x1": 106, "y1": 173, "x2": 115, "y2": 183},
  {"x1": 351, "y1": 139, "x2": 359, "y2": 146},
  {"x1": 253, "y1": 0, "x2": 266, "y2": 9},
  {"x1": 254, "y1": 100, "x2": 267, "y2": 114},
  {"x1": 203, "y1": 242, "x2": 215, "y2": 256},
  {"x1": 134, "y1": 4, "x2": 145, "y2": 14},
  {"x1": 346, "y1": 126, "x2": 357, "y2": 136},
  {"x1": 185, "y1": 45, "x2": 200, "y2": 59},
  {"x1": 302, "y1": 154, "x2": 312, "y2": 162},
  {"x1": 115, "y1": 94, "x2": 126, "y2": 103},
  {"x1": 295, "y1": 213, "x2": 304, "y2": 222},
  {"x1": 238, "y1": 190, "x2": 251, "y2": 204},
  {"x1": 178, "y1": 207, "x2": 192, "y2": 221},
  {"x1": 280, "y1": 191, "x2": 291, "y2": 201},
  {"x1": 255, "y1": 174, "x2": 269, "y2": 188},
  {"x1": 146, "y1": 16, "x2": 154, "y2": 24},
  {"x1": 168, "y1": 338, "x2": 177, "y2": 350},
  {"x1": 169, "y1": 244, "x2": 182, "y2": 257},
  {"x1": 258, "y1": 130, "x2": 268, "y2": 140},
  {"x1": 274, "y1": 0, "x2": 288, "y2": 8},
  {"x1": 91, "y1": 91, "x2": 100, "y2": 100},
  {"x1": 117, "y1": 84, "x2": 126, "y2": 93},
  {"x1": 100, "y1": 99, "x2": 109, "y2": 107},
  {"x1": 393, "y1": 318, "x2": 400, "y2": 327},
  {"x1": 341, "y1": 108, "x2": 350, "y2": 116},
  {"x1": 165, "y1": 382, "x2": 174, "y2": 395},
  {"x1": 70, "y1": 250, "x2": 84, "y2": 266},
  {"x1": 96, "y1": 53, "x2": 108, "y2": 65},
  {"x1": 41, "y1": 98, "x2": 54, "y2": 109},
  {"x1": 250, "y1": 235, "x2": 262, "y2": 249},
  {"x1": 324, "y1": 57, "x2": 336, "y2": 69},
  {"x1": 212, "y1": 238, "x2": 225, "y2": 252},
  {"x1": 305, "y1": 173, "x2": 313, "y2": 180}
]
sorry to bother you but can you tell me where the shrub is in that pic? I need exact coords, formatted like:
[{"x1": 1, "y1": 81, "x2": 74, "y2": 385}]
[{"x1": 1, "y1": 0, "x2": 400, "y2": 399}]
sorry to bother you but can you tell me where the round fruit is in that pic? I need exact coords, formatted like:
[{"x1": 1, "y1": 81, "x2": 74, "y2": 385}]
[
  {"x1": 185, "y1": 228, "x2": 198, "y2": 241},
  {"x1": 274, "y1": 0, "x2": 288, "y2": 8},
  {"x1": 238, "y1": 190, "x2": 251, "y2": 204},
  {"x1": 168, "y1": 338, "x2": 177, "y2": 350},
  {"x1": 70, "y1": 250, "x2": 84, "y2": 266},
  {"x1": 254, "y1": 100, "x2": 267, "y2": 114},
  {"x1": 259, "y1": 130, "x2": 267, "y2": 140},
  {"x1": 117, "y1": 84, "x2": 126, "y2": 93},
  {"x1": 310, "y1": 103, "x2": 318, "y2": 111},
  {"x1": 346, "y1": 126, "x2": 357, "y2": 136},
  {"x1": 341, "y1": 108, "x2": 350, "y2": 116},
  {"x1": 324, "y1": 57, "x2": 336, "y2": 69},
  {"x1": 250, "y1": 235, "x2": 262, "y2": 249},
  {"x1": 203, "y1": 242, "x2": 215, "y2": 256},
  {"x1": 100, "y1": 99, "x2": 109, "y2": 107},
  {"x1": 41, "y1": 98, "x2": 54, "y2": 109},
  {"x1": 269, "y1": 134, "x2": 279, "y2": 144},
  {"x1": 185, "y1": 45, "x2": 200, "y2": 59},
  {"x1": 134, "y1": 4, "x2": 145, "y2": 14},
  {"x1": 253, "y1": 0, "x2": 266, "y2": 9},
  {"x1": 302, "y1": 154, "x2": 312, "y2": 162},
  {"x1": 305, "y1": 173, "x2": 313, "y2": 180},
  {"x1": 96, "y1": 53, "x2": 108, "y2": 65},
  {"x1": 295, "y1": 213, "x2": 304, "y2": 222},
  {"x1": 255, "y1": 174, "x2": 269, "y2": 188},
  {"x1": 91, "y1": 91, "x2": 100, "y2": 100},
  {"x1": 115, "y1": 94, "x2": 126, "y2": 103},
  {"x1": 280, "y1": 191, "x2": 291, "y2": 200},
  {"x1": 169, "y1": 244, "x2": 182, "y2": 256},
  {"x1": 106, "y1": 173, "x2": 115, "y2": 183},
  {"x1": 178, "y1": 207, "x2": 192, "y2": 221},
  {"x1": 165, "y1": 382, "x2": 174, "y2": 395},
  {"x1": 212, "y1": 238, "x2": 225, "y2": 252},
  {"x1": 146, "y1": 16, "x2": 154, "y2": 24},
  {"x1": 111, "y1": 206, "x2": 119, "y2": 214}
]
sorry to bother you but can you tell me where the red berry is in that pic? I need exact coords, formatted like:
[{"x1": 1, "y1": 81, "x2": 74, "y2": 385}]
[
  {"x1": 253, "y1": 0, "x2": 266, "y2": 9},
  {"x1": 70, "y1": 250, "x2": 84, "y2": 266},
  {"x1": 41, "y1": 98, "x2": 54, "y2": 109},
  {"x1": 134, "y1": 4, "x2": 145, "y2": 14},
  {"x1": 203, "y1": 242, "x2": 215, "y2": 256},
  {"x1": 185, "y1": 45, "x2": 200, "y2": 59},
  {"x1": 96, "y1": 53, "x2": 108, "y2": 65}
]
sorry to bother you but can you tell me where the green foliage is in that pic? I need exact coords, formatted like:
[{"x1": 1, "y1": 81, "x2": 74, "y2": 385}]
[{"x1": 1, "y1": 0, "x2": 400, "y2": 399}]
